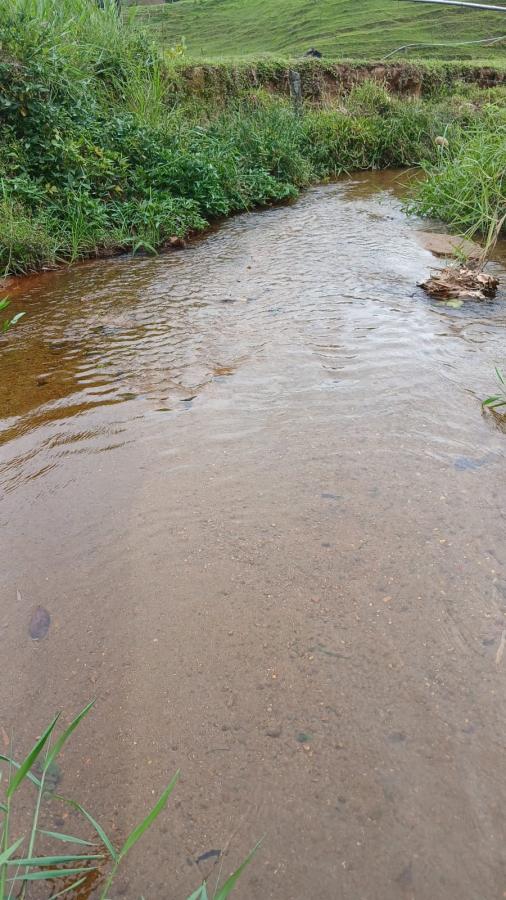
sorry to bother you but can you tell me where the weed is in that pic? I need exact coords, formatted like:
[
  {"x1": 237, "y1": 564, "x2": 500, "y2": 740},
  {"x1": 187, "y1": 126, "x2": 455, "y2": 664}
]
[
  {"x1": 0, "y1": 197, "x2": 56, "y2": 276},
  {"x1": 483, "y1": 367, "x2": 506, "y2": 412},
  {"x1": 0, "y1": 298, "x2": 25, "y2": 333},
  {"x1": 0, "y1": 703, "x2": 257, "y2": 898},
  {"x1": 409, "y1": 112, "x2": 506, "y2": 238}
]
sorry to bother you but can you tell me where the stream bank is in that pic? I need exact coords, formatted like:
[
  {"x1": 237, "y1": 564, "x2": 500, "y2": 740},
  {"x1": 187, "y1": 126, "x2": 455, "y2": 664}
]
[{"x1": 1, "y1": 0, "x2": 505, "y2": 279}]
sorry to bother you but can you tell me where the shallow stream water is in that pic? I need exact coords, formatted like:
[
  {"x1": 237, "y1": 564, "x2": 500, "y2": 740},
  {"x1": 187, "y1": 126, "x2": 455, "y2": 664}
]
[{"x1": 1, "y1": 171, "x2": 506, "y2": 900}]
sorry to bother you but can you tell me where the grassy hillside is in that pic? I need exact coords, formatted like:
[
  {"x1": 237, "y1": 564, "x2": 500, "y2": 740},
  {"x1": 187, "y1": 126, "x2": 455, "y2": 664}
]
[{"x1": 135, "y1": 0, "x2": 506, "y2": 61}]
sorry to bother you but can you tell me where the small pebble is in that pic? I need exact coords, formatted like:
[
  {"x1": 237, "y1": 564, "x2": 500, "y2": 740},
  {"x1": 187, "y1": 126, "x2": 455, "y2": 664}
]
[{"x1": 266, "y1": 726, "x2": 282, "y2": 738}]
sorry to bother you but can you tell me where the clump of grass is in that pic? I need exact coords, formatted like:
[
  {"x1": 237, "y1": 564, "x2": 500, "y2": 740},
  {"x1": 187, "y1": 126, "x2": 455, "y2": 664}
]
[
  {"x1": 0, "y1": 702, "x2": 257, "y2": 898},
  {"x1": 409, "y1": 109, "x2": 506, "y2": 239},
  {"x1": 483, "y1": 367, "x2": 506, "y2": 412},
  {"x1": 345, "y1": 80, "x2": 393, "y2": 116},
  {"x1": 0, "y1": 198, "x2": 56, "y2": 276}
]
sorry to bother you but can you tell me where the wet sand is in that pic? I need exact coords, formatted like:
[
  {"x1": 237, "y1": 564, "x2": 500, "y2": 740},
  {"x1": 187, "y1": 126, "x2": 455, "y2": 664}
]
[{"x1": 1, "y1": 172, "x2": 506, "y2": 900}]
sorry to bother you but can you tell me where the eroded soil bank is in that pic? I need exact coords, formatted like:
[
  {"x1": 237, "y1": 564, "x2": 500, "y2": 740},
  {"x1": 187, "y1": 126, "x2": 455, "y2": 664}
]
[
  {"x1": 1, "y1": 172, "x2": 506, "y2": 899},
  {"x1": 173, "y1": 58, "x2": 506, "y2": 104}
]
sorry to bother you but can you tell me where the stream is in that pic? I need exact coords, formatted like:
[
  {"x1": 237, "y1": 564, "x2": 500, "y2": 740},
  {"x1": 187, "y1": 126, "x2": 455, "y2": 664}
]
[{"x1": 1, "y1": 171, "x2": 506, "y2": 899}]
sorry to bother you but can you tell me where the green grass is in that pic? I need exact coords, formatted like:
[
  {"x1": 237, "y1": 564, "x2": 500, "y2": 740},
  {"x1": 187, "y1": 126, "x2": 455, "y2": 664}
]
[
  {"x1": 0, "y1": 703, "x2": 256, "y2": 898},
  {"x1": 409, "y1": 102, "x2": 506, "y2": 237},
  {"x1": 0, "y1": 0, "x2": 505, "y2": 278},
  {"x1": 134, "y1": 0, "x2": 506, "y2": 61},
  {"x1": 483, "y1": 367, "x2": 506, "y2": 411}
]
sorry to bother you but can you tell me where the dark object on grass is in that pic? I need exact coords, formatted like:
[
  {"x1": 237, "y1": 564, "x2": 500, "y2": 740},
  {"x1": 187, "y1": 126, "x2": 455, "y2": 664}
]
[
  {"x1": 420, "y1": 266, "x2": 498, "y2": 301},
  {"x1": 304, "y1": 48, "x2": 322, "y2": 57},
  {"x1": 29, "y1": 606, "x2": 51, "y2": 640}
]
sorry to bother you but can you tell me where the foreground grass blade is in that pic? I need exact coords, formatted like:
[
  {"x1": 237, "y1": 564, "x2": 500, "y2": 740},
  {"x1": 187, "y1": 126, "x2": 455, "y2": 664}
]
[
  {"x1": 99, "y1": 771, "x2": 181, "y2": 900},
  {"x1": 44, "y1": 702, "x2": 95, "y2": 773},
  {"x1": 186, "y1": 885, "x2": 209, "y2": 900},
  {"x1": 48, "y1": 876, "x2": 87, "y2": 899},
  {"x1": 119, "y1": 771, "x2": 180, "y2": 860},
  {"x1": 25, "y1": 704, "x2": 96, "y2": 891},
  {"x1": 9, "y1": 867, "x2": 97, "y2": 882},
  {"x1": 6, "y1": 715, "x2": 60, "y2": 798},
  {"x1": 483, "y1": 396, "x2": 506, "y2": 408},
  {"x1": 57, "y1": 798, "x2": 117, "y2": 862},
  {"x1": 214, "y1": 841, "x2": 262, "y2": 900},
  {"x1": 0, "y1": 838, "x2": 24, "y2": 867},
  {"x1": 0, "y1": 756, "x2": 41, "y2": 790},
  {"x1": 9, "y1": 855, "x2": 102, "y2": 867},
  {"x1": 36, "y1": 831, "x2": 94, "y2": 847}
]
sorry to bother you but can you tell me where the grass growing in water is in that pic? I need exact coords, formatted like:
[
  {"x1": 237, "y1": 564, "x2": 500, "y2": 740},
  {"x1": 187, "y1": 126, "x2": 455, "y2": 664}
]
[
  {"x1": 483, "y1": 367, "x2": 506, "y2": 411},
  {"x1": 0, "y1": 702, "x2": 257, "y2": 898}
]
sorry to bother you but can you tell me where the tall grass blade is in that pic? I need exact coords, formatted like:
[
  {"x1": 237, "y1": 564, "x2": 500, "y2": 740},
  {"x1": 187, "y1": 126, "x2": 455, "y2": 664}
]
[
  {"x1": 48, "y1": 876, "x2": 87, "y2": 899},
  {"x1": 0, "y1": 757, "x2": 42, "y2": 790},
  {"x1": 9, "y1": 867, "x2": 97, "y2": 882},
  {"x1": 9, "y1": 855, "x2": 103, "y2": 867},
  {"x1": 0, "y1": 839, "x2": 24, "y2": 867},
  {"x1": 214, "y1": 841, "x2": 262, "y2": 900},
  {"x1": 6, "y1": 716, "x2": 60, "y2": 798},
  {"x1": 36, "y1": 831, "x2": 94, "y2": 848},
  {"x1": 44, "y1": 702, "x2": 95, "y2": 772},
  {"x1": 57, "y1": 799, "x2": 117, "y2": 862},
  {"x1": 119, "y1": 771, "x2": 180, "y2": 860},
  {"x1": 186, "y1": 885, "x2": 209, "y2": 900}
]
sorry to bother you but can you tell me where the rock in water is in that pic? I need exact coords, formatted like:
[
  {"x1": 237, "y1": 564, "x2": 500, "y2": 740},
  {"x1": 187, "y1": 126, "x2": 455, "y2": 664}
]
[
  {"x1": 416, "y1": 231, "x2": 481, "y2": 261},
  {"x1": 29, "y1": 606, "x2": 50, "y2": 640}
]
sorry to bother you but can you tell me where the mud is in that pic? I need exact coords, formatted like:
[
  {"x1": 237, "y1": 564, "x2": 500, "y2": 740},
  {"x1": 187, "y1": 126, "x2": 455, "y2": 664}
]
[{"x1": 1, "y1": 171, "x2": 506, "y2": 899}]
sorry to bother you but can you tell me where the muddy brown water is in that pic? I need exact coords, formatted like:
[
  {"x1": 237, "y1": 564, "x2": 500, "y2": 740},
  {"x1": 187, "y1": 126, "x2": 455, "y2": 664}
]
[{"x1": 1, "y1": 171, "x2": 506, "y2": 900}]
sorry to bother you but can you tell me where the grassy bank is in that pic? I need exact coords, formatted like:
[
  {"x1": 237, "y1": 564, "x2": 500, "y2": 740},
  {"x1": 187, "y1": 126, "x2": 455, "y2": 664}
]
[
  {"x1": 0, "y1": 0, "x2": 505, "y2": 277},
  {"x1": 409, "y1": 104, "x2": 506, "y2": 242},
  {"x1": 135, "y1": 0, "x2": 506, "y2": 62}
]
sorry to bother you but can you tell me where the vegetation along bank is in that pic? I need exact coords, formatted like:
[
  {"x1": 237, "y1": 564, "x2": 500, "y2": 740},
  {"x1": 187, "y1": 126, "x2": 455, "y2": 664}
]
[{"x1": 0, "y1": 0, "x2": 505, "y2": 277}]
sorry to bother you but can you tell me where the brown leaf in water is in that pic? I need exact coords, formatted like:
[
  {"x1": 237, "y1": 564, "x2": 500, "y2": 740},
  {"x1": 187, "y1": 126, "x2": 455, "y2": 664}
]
[{"x1": 420, "y1": 266, "x2": 498, "y2": 302}]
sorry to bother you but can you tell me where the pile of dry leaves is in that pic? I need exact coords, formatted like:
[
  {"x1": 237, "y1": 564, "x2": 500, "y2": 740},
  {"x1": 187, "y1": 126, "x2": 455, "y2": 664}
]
[{"x1": 420, "y1": 266, "x2": 499, "y2": 302}]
